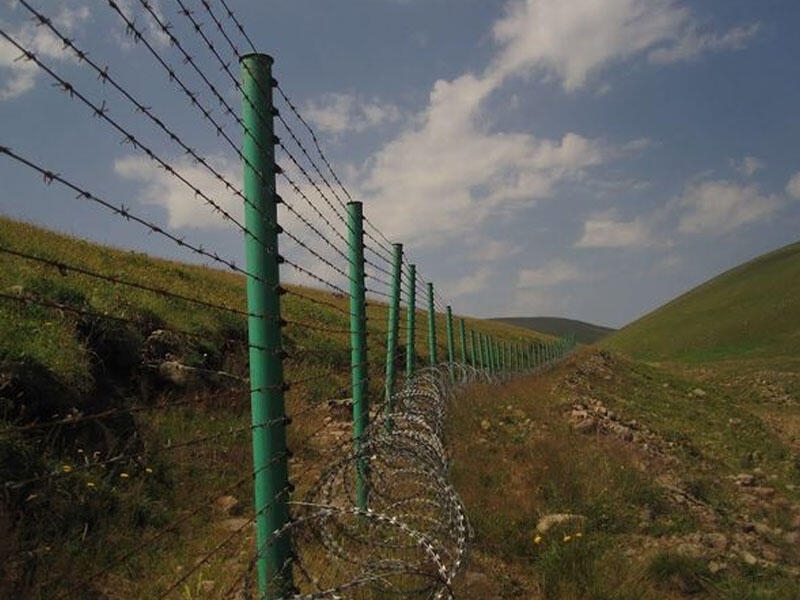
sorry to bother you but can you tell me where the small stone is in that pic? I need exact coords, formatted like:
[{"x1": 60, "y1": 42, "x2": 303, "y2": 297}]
[
  {"x1": 702, "y1": 533, "x2": 728, "y2": 551},
  {"x1": 691, "y1": 388, "x2": 707, "y2": 398},
  {"x1": 734, "y1": 473, "x2": 757, "y2": 487},
  {"x1": 214, "y1": 495, "x2": 242, "y2": 516},
  {"x1": 675, "y1": 542, "x2": 704, "y2": 558},
  {"x1": 708, "y1": 560, "x2": 726, "y2": 574},
  {"x1": 221, "y1": 518, "x2": 251, "y2": 532},
  {"x1": 536, "y1": 513, "x2": 586, "y2": 534},
  {"x1": 751, "y1": 487, "x2": 776, "y2": 499},
  {"x1": 753, "y1": 522, "x2": 772, "y2": 537},
  {"x1": 741, "y1": 551, "x2": 758, "y2": 566},
  {"x1": 572, "y1": 417, "x2": 598, "y2": 434}
]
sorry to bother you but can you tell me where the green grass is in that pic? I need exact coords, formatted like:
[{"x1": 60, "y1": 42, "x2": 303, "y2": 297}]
[
  {"x1": 0, "y1": 214, "x2": 548, "y2": 598},
  {"x1": 604, "y1": 240, "x2": 800, "y2": 363},
  {"x1": 451, "y1": 350, "x2": 800, "y2": 599}
]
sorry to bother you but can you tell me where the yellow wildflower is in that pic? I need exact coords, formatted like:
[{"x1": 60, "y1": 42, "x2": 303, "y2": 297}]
[
  {"x1": 575, "y1": 532, "x2": 583, "y2": 538},
  {"x1": 563, "y1": 535, "x2": 572, "y2": 542},
  {"x1": 61, "y1": 465, "x2": 73, "y2": 473},
  {"x1": 120, "y1": 472, "x2": 130, "y2": 479},
  {"x1": 533, "y1": 535, "x2": 542, "y2": 544},
  {"x1": 86, "y1": 482, "x2": 96, "y2": 488},
  {"x1": 145, "y1": 467, "x2": 153, "y2": 474}
]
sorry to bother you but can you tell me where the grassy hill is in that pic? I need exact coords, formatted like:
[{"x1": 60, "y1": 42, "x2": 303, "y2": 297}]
[
  {"x1": 4, "y1": 214, "x2": 798, "y2": 599},
  {"x1": 0, "y1": 215, "x2": 545, "y2": 598},
  {"x1": 492, "y1": 316, "x2": 616, "y2": 344},
  {"x1": 452, "y1": 349, "x2": 800, "y2": 599},
  {"x1": 604, "y1": 241, "x2": 800, "y2": 364}
]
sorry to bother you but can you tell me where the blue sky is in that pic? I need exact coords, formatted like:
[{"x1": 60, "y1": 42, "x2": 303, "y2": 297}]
[{"x1": 1, "y1": 0, "x2": 799, "y2": 327}]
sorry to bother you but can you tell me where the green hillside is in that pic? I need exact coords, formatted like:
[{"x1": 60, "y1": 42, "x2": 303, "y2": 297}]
[
  {"x1": 492, "y1": 316, "x2": 616, "y2": 344},
  {"x1": 0, "y1": 215, "x2": 545, "y2": 598},
  {"x1": 605, "y1": 241, "x2": 800, "y2": 363}
]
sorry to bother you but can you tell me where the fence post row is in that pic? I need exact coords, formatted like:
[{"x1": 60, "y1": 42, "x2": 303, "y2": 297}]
[
  {"x1": 459, "y1": 319, "x2": 467, "y2": 365},
  {"x1": 240, "y1": 53, "x2": 293, "y2": 598},
  {"x1": 347, "y1": 201, "x2": 369, "y2": 509},
  {"x1": 446, "y1": 306, "x2": 455, "y2": 381},
  {"x1": 405, "y1": 264, "x2": 416, "y2": 384},
  {"x1": 469, "y1": 329, "x2": 477, "y2": 368},
  {"x1": 427, "y1": 282, "x2": 437, "y2": 367},
  {"x1": 384, "y1": 243, "x2": 403, "y2": 429}
]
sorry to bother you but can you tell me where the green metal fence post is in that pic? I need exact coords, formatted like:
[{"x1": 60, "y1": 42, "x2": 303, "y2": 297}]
[
  {"x1": 384, "y1": 243, "x2": 403, "y2": 429},
  {"x1": 469, "y1": 329, "x2": 477, "y2": 368},
  {"x1": 427, "y1": 282, "x2": 437, "y2": 367},
  {"x1": 405, "y1": 264, "x2": 416, "y2": 384},
  {"x1": 459, "y1": 318, "x2": 467, "y2": 365},
  {"x1": 480, "y1": 333, "x2": 488, "y2": 371},
  {"x1": 445, "y1": 306, "x2": 455, "y2": 381},
  {"x1": 347, "y1": 201, "x2": 369, "y2": 509},
  {"x1": 240, "y1": 53, "x2": 292, "y2": 597}
]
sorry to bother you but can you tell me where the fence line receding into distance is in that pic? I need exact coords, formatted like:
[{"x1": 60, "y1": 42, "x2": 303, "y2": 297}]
[{"x1": 0, "y1": 2, "x2": 577, "y2": 598}]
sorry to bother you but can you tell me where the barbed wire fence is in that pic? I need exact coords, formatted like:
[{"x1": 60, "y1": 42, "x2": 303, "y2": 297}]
[{"x1": 0, "y1": 1, "x2": 577, "y2": 598}]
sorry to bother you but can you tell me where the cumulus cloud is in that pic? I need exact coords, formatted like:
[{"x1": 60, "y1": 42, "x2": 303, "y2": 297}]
[
  {"x1": 0, "y1": 3, "x2": 90, "y2": 100},
  {"x1": 676, "y1": 180, "x2": 782, "y2": 234},
  {"x1": 110, "y1": 0, "x2": 170, "y2": 49},
  {"x1": 575, "y1": 214, "x2": 652, "y2": 248},
  {"x1": 447, "y1": 268, "x2": 492, "y2": 297},
  {"x1": 356, "y1": 0, "x2": 754, "y2": 248},
  {"x1": 517, "y1": 260, "x2": 585, "y2": 288},
  {"x1": 731, "y1": 155, "x2": 765, "y2": 177},
  {"x1": 304, "y1": 93, "x2": 402, "y2": 135},
  {"x1": 359, "y1": 70, "x2": 613, "y2": 246},
  {"x1": 114, "y1": 154, "x2": 242, "y2": 229},
  {"x1": 470, "y1": 239, "x2": 522, "y2": 262},
  {"x1": 492, "y1": 0, "x2": 759, "y2": 91},
  {"x1": 786, "y1": 172, "x2": 800, "y2": 200}
]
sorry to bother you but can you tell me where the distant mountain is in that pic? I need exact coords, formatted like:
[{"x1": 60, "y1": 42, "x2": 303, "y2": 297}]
[{"x1": 490, "y1": 317, "x2": 616, "y2": 344}]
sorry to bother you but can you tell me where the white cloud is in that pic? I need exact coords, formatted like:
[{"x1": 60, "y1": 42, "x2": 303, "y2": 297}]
[
  {"x1": 731, "y1": 155, "x2": 765, "y2": 177},
  {"x1": 114, "y1": 154, "x2": 243, "y2": 229},
  {"x1": 356, "y1": 0, "x2": 754, "y2": 248},
  {"x1": 575, "y1": 214, "x2": 651, "y2": 248},
  {"x1": 304, "y1": 93, "x2": 402, "y2": 135},
  {"x1": 517, "y1": 260, "x2": 585, "y2": 288},
  {"x1": 648, "y1": 22, "x2": 760, "y2": 65},
  {"x1": 470, "y1": 239, "x2": 522, "y2": 262},
  {"x1": 359, "y1": 70, "x2": 612, "y2": 246},
  {"x1": 111, "y1": 0, "x2": 170, "y2": 49},
  {"x1": 676, "y1": 180, "x2": 782, "y2": 234},
  {"x1": 447, "y1": 268, "x2": 492, "y2": 297},
  {"x1": 786, "y1": 172, "x2": 800, "y2": 200},
  {"x1": 492, "y1": 0, "x2": 759, "y2": 91},
  {"x1": 0, "y1": 4, "x2": 90, "y2": 100}
]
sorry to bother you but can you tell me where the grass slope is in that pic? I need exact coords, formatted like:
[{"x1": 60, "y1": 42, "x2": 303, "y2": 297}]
[
  {"x1": 492, "y1": 316, "x2": 616, "y2": 344},
  {"x1": 605, "y1": 241, "x2": 800, "y2": 363},
  {"x1": 452, "y1": 349, "x2": 800, "y2": 599},
  {"x1": 0, "y1": 215, "x2": 545, "y2": 598}
]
